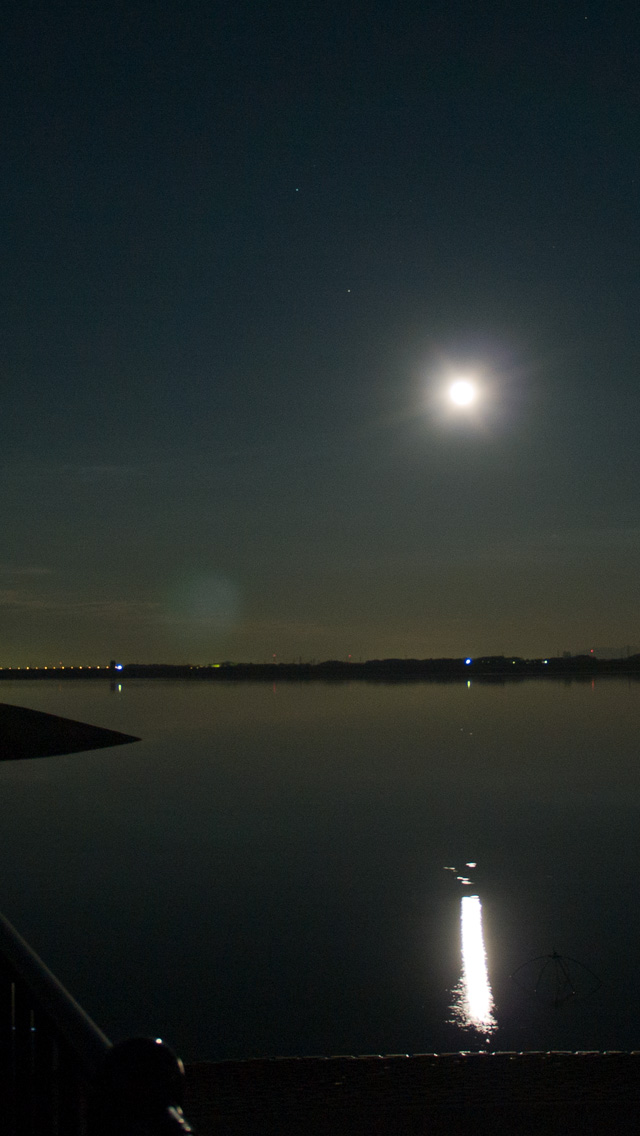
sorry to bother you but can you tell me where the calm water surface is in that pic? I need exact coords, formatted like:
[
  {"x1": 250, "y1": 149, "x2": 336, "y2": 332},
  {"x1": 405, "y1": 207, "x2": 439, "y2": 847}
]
[{"x1": 0, "y1": 677, "x2": 638, "y2": 1060}]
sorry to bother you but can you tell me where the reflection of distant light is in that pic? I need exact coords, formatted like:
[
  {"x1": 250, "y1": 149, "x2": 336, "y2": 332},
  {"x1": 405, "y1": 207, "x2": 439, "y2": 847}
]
[
  {"x1": 467, "y1": 679, "x2": 471, "y2": 688},
  {"x1": 451, "y1": 895, "x2": 497, "y2": 1035},
  {"x1": 117, "y1": 684, "x2": 122, "y2": 693}
]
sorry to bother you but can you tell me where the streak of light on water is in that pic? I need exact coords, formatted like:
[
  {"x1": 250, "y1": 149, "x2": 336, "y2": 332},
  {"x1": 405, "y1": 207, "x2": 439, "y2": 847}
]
[{"x1": 450, "y1": 895, "x2": 497, "y2": 1038}]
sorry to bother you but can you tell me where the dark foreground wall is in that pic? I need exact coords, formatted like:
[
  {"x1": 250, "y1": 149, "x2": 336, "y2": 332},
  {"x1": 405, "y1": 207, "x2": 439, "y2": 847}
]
[
  {"x1": 185, "y1": 1052, "x2": 640, "y2": 1136},
  {"x1": 0, "y1": 703, "x2": 140, "y2": 760}
]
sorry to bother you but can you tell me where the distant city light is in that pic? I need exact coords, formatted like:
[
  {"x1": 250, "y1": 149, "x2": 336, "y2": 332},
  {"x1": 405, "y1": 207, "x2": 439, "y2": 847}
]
[
  {"x1": 115, "y1": 664, "x2": 123, "y2": 671},
  {"x1": 465, "y1": 658, "x2": 472, "y2": 665}
]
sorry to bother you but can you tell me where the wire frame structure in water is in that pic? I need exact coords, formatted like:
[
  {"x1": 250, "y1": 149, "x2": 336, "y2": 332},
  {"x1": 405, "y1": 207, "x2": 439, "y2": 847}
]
[{"x1": 511, "y1": 950, "x2": 602, "y2": 1009}]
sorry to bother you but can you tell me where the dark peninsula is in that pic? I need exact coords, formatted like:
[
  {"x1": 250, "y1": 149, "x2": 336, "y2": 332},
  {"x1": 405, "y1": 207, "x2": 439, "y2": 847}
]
[{"x1": 0, "y1": 703, "x2": 140, "y2": 761}]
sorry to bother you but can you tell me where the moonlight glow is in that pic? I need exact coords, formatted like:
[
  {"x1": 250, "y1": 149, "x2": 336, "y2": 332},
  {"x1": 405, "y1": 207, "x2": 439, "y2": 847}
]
[{"x1": 449, "y1": 379, "x2": 477, "y2": 407}]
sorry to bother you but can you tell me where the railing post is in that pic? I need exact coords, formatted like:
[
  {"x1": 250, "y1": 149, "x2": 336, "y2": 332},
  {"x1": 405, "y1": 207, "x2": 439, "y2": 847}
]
[
  {"x1": 0, "y1": 912, "x2": 196, "y2": 1134},
  {"x1": 94, "y1": 1037, "x2": 194, "y2": 1134}
]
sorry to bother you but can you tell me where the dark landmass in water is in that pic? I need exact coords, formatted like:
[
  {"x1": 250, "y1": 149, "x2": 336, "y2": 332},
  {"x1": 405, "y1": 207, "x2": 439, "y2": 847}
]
[
  {"x1": 0, "y1": 703, "x2": 140, "y2": 761},
  {"x1": 1, "y1": 655, "x2": 640, "y2": 683}
]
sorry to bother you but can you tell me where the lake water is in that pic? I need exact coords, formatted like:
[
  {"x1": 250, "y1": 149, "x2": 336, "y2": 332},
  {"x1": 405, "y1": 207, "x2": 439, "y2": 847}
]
[{"x1": 0, "y1": 676, "x2": 639, "y2": 1061}]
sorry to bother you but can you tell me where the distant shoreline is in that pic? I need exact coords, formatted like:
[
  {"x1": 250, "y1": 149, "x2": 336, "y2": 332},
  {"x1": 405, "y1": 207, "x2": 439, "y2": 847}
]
[{"x1": 1, "y1": 655, "x2": 640, "y2": 682}]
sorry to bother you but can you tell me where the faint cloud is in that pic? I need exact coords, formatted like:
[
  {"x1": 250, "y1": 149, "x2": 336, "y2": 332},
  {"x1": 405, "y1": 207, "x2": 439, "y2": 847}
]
[
  {"x1": 67, "y1": 599, "x2": 161, "y2": 620},
  {"x1": 0, "y1": 589, "x2": 160, "y2": 621},
  {"x1": 0, "y1": 565, "x2": 52, "y2": 577},
  {"x1": 242, "y1": 618, "x2": 343, "y2": 637},
  {"x1": 478, "y1": 525, "x2": 640, "y2": 566},
  {"x1": 0, "y1": 588, "x2": 54, "y2": 609},
  {"x1": 0, "y1": 461, "x2": 147, "y2": 486},
  {"x1": 72, "y1": 464, "x2": 146, "y2": 483}
]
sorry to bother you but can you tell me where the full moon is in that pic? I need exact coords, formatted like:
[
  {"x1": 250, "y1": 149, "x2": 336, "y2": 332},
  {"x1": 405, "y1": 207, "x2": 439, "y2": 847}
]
[{"x1": 449, "y1": 379, "x2": 477, "y2": 407}]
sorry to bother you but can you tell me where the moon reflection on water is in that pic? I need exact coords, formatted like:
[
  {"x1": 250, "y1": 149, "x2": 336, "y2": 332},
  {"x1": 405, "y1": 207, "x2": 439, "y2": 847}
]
[{"x1": 450, "y1": 893, "x2": 497, "y2": 1039}]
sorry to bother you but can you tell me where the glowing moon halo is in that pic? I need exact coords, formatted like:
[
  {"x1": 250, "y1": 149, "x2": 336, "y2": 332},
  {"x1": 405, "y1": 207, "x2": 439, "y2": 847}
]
[{"x1": 449, "y1": 379, "x2": 477, "y2": 407}]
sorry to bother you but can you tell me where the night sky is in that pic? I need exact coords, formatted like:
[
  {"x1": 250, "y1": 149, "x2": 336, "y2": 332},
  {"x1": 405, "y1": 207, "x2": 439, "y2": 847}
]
[{"x1": 2, "y1": 0, "x2": 639, "y2": 664}]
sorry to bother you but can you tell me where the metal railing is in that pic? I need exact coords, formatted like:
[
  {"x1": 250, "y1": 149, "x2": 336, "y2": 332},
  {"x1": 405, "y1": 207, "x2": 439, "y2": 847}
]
[{"x1": 0, "y1": 912, "x2": 195, "y2": 1134}]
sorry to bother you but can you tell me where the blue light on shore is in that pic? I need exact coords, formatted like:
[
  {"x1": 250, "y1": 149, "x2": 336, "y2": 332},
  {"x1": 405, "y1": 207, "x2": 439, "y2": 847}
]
[
  {"x1": 115, "y1": 664, "x2": 123, "y2": 671},
  {"x1": 465, "y1": 658, "x2": 472, "y2": 665}
]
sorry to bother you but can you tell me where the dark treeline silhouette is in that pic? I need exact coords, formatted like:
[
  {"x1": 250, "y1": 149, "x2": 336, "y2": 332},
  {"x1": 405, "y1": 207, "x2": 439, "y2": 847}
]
[{"x1": 2, "y1": 655, "x2": 640, "y2": 682}]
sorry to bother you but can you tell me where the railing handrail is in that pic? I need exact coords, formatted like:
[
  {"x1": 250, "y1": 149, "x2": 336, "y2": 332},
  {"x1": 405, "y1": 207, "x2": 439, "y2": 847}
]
[
  {"x1": 0, "y1": 910, "x2": 195, "y2": 1131},
  {"x1": 0, "y1": 910, "x2": 110, "y2": 1078}
]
